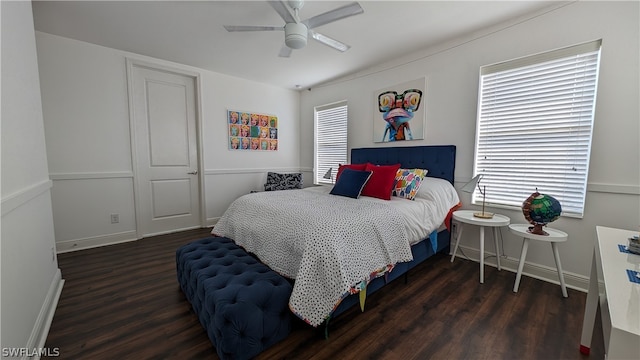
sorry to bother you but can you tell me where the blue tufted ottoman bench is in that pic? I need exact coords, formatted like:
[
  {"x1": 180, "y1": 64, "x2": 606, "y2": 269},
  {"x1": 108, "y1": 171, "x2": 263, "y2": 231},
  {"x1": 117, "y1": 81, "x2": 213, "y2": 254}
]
[{"x1": 176, "y1": 237, "x2": 293, "y2": 360}]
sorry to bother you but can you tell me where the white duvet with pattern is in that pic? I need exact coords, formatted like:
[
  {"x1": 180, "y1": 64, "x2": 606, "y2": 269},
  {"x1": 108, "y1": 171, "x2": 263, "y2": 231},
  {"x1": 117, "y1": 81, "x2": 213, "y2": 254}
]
[{"x1": 213, "y1": 187, "x2": 416, "y2": 326}]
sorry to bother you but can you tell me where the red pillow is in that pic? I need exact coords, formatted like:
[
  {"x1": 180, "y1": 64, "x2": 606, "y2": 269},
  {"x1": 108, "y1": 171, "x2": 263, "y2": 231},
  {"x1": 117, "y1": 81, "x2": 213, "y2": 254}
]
[
  {"x1": 336, "y1": 163, "x2": 367, "y2": 181},
  {"x1": 361, "y1": 163, "x2": 401, "y2": 200}
]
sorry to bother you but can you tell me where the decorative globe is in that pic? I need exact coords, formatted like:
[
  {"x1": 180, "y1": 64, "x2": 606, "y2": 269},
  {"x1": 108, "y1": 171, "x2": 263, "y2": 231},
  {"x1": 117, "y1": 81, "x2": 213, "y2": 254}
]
[{"x1": 522, "y1": 191, "x2": 562, "y2": 235}]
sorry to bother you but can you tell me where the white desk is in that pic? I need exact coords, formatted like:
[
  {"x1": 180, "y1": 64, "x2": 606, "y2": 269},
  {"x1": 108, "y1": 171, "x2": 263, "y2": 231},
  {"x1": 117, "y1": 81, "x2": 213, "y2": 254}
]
[
  {"x1": 509, "y1": 224, "x2": 568, "y2": 298},
  {"x1": 580, "y1": 226, "x2": 640, "y2": 359},
  {"x1": 451, "y1": 210, "x2": 510, "y2": 283}
]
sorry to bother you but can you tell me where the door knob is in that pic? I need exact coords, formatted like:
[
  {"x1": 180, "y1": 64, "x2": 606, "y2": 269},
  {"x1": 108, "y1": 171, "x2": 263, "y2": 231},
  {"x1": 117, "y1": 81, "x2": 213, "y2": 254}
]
[{"x1": 187, "y1": 170, "x2": 198, "y2": 175}]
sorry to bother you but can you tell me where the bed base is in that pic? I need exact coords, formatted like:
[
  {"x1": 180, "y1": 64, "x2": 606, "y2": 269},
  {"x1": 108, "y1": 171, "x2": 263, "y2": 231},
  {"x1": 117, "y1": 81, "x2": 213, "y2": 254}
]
[
  {"x1": 322, "y1": 145, "x2": 456, "y2": 335},
  {"x1": 323, "y1": 228, "x2": 451, "y2": 337}
]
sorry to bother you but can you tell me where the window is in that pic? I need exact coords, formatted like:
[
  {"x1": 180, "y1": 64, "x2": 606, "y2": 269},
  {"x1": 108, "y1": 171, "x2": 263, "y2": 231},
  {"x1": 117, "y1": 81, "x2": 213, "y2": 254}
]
[
  {"x1": 315, "y1": 101, "x2": 348, "y2": 185},
  {"x1": 473, "y1": 40, "x2": 601, "y2": 217}
]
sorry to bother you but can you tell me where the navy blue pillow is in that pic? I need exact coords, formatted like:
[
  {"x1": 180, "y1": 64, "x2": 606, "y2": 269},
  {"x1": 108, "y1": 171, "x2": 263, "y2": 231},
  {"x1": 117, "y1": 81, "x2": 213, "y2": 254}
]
[{"x1": 329, "y1": 168, "x2": 372, "y2": 199}]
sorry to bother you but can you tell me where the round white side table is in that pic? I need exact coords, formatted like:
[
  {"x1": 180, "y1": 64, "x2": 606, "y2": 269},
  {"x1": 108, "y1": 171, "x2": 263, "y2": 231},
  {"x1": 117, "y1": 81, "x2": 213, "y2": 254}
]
[
  {"x1": 508, "y1": 224, "x2": 569, "y2": 298},
  {"x1": 451, "y1": 210, "x2": 511, "y2": 283}
]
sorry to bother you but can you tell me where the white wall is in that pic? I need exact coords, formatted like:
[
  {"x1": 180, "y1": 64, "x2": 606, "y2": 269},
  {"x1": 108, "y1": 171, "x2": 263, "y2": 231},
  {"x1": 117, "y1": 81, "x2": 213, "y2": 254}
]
[
  {"x1": 1, "y1": 0, "x2": 64, "y2": 352},
  {"x1": 35, "y1": 32, "x2": 301, "y2": 251},
  {"x1": 299, "y1": 1, "x2": 640, "y2": 290}
]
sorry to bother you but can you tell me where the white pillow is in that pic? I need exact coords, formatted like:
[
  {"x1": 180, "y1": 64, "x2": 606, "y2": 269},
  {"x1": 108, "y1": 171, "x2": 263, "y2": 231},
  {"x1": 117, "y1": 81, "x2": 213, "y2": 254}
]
[{"x1": 415, "y1": 177, "x2": 460, "y2": 208}]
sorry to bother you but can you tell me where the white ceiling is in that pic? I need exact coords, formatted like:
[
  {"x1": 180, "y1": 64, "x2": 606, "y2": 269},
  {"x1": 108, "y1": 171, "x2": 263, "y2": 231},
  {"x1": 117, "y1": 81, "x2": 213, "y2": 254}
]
[{"x1": 32, "y1": 1, "x2": 561, "y2": 90}]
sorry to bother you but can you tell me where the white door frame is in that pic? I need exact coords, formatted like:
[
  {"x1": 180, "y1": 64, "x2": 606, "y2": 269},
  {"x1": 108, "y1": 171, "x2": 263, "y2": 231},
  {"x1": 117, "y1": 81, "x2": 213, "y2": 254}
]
[{"x1": 126, "y1": 58, "x2": 206, "y2": 238}]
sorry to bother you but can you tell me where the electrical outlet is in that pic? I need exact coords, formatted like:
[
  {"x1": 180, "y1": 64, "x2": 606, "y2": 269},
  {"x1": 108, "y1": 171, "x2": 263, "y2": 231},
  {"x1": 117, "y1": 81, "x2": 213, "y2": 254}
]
[
  {"x1": 110, "y1": 213, "x2": 120, "y2": 224},
  {"x1": 51, "y1": 247, "x2": 55, "y2": 261}
]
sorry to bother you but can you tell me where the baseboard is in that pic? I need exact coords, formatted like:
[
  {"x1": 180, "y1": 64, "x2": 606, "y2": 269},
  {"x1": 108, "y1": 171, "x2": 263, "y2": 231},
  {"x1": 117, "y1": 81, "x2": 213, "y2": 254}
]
[
  {"x1": 141, "y1": 225, "x2": 202, "y2": 238},
  {"x1": 451, "y1": 245, "x2": 589, "y2": 293},
  {"x1": 56, "y1": 230, "x2": 137, "y2": 253},
  {"x1": 23, "y1": 269, "x2": 64, "y2": 360},
  {"x1": 56, "y1": 226, "x2": 589, "y2": 291},
  {"x1": 206, "y1": 217, "x2": 220, "y2": 227}
]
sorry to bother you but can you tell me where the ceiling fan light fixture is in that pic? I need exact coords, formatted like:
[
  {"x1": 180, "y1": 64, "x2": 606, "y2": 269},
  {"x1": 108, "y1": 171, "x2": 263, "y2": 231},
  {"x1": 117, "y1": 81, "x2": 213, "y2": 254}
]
[
  {"x1": 284, "y1": 22, "x2": 308, "y2": 49},
  {"x1": 226, "y1": 1, "x2": 363, "y2": 56}
]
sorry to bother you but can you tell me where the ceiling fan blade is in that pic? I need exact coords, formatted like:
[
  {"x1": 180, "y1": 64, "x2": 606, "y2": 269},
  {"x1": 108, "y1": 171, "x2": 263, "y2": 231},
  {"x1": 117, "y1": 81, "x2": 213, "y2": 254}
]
[
  {"x1": 268, "y1": 1, "x2": 296, "y2": 24},
  {"x1": 309, "y1": 30, "x2": 350, "y2": 52},
  {"x1": 224, "y1": 25, "x2": 283, "y2": 32},
  {"x1": 278, "y1": 44, "x2": 293, "y2": 58},
  {"x1": 302, "y1": 2, "x2": 363, "y2": 29}
]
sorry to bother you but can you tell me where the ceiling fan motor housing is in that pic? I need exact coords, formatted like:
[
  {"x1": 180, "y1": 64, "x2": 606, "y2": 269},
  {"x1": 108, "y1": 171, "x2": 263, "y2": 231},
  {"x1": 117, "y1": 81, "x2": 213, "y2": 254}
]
[{"x1": 284, "y1": 22, "x2": 308, "y2": 49}]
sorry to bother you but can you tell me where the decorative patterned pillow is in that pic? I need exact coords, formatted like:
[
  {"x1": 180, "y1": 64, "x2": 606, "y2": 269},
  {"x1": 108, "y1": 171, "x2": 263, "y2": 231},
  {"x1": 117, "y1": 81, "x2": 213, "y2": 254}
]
[
  {"x1": 329, "y1": 168, "x2": 372, "y2": 199},
  {"x1": 264, "y1": 172, "x2": 303, "y2": 191},
  {"x1": 361, "y1": 163, "x2": 401, "y2": 200},
  {"x1": 393, "y1": 168, "x2": 428, "y2": 200}
]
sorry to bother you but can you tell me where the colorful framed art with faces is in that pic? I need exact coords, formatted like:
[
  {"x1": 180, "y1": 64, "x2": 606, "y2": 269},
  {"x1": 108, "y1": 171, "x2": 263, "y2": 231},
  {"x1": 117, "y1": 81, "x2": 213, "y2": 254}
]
[{"x1": 228, "y1": 110, "x2": 278, "y2": 151}]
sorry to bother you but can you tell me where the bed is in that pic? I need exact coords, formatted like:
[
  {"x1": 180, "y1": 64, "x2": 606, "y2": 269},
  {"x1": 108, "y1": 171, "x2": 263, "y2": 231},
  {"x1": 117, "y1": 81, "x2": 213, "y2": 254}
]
[{"x1": 212, "y1": 145, "x2": 459, "y2": 329}]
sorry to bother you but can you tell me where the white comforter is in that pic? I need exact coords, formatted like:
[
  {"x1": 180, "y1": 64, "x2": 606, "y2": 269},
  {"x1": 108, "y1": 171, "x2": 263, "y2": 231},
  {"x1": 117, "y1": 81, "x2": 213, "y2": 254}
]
[{"x1": 212, "y1": 179, "x2": 459, "y2": 326}]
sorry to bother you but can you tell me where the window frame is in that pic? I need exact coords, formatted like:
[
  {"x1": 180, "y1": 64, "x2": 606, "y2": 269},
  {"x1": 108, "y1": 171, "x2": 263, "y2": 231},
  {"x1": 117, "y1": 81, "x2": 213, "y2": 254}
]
[
  {"x1": 472, "y1": 40, "x2": 602, "y2": 218},
  {"x1": 314, "y1": 100, "x2": 348, "y2": 185}
]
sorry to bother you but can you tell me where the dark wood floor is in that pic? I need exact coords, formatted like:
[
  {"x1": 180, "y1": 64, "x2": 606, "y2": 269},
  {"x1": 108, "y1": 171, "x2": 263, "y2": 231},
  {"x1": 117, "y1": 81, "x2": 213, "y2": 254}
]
[{"x1": 46, "y1": 228, "x2": 604, "y2": 359}]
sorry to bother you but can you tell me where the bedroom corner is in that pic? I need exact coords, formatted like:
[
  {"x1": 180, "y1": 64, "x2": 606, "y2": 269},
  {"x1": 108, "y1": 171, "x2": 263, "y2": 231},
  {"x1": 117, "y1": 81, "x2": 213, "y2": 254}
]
[{"x1": 1, "y1": 0, "x2": 64, "y2": 354}]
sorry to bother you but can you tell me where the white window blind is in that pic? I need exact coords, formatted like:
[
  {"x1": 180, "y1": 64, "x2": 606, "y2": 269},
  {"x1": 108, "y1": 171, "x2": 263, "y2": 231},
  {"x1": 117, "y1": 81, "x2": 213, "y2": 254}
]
[
  {"x1": 474, "y1": 40, "x2": 601, "y2": 217},
  {"x1": 315, "y1": 101, "x2": 348, "y2": 185}
]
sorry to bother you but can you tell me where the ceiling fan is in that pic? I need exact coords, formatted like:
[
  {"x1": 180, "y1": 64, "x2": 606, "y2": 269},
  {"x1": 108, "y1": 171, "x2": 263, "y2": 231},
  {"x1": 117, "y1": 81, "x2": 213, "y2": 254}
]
[{"x1": 224, "y1": 0, "x2": 364, "y2": 57}]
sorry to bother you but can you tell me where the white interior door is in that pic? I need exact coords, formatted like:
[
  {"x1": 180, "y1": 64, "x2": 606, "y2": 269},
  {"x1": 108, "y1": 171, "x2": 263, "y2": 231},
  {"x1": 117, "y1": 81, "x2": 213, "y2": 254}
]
[{"x1": 130, "y1": 63, "x2": 200, "y2": 237}]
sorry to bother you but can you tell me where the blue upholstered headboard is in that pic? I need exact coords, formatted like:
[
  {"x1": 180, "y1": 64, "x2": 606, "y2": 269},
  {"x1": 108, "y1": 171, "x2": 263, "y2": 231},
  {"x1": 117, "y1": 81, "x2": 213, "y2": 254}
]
[{"x1": 351, "y1": 145, "x2": 456, "y2": 184}]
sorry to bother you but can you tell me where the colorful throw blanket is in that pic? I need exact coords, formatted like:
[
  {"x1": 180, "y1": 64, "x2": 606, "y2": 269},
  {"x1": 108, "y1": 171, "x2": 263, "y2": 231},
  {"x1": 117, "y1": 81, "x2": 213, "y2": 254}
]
[{"x1": 212, "y1": 188, "x2": 414, "y2": 326}]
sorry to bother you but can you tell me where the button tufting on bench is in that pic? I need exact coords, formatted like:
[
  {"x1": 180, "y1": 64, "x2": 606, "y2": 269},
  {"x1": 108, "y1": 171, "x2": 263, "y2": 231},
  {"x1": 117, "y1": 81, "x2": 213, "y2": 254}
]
[{"x1": 176, "y1": 236, "x2": 292, "y2": 360}]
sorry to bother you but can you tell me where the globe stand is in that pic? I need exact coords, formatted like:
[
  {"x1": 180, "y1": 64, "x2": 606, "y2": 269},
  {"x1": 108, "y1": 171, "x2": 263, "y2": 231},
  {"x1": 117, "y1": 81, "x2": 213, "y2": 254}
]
[
  {"x1": 522, "y1": 190, "x2": 561, "y2": 237},
  {"x1": 527, "y1": 224, "x2": 549, "y2": 236}
]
